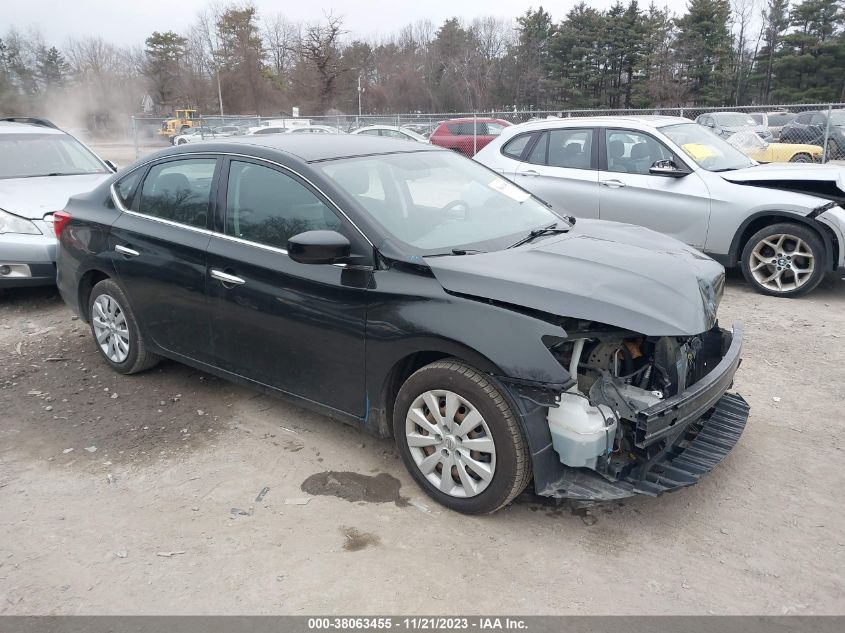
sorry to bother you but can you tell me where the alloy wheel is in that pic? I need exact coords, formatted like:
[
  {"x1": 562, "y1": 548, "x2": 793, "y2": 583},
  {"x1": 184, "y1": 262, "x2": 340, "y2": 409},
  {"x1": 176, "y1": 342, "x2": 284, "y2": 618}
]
[
  {"x1": 748, "y1": 233, "x2": 815, "y2": 293},
  {"x1": 404, "y1": 389, "x2": 496, "y2": 498},
  {"x1": 92, "y1": 294, "x2": 130, "y2": 363}
]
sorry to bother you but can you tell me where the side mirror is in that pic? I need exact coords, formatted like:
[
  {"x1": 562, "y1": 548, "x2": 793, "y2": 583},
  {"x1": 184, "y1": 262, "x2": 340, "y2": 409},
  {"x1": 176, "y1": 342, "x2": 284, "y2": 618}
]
[
  {"x1": 288, "y1": 230, "x2": 351, "y2": 265},
  {"x1": 649, "y1": 159, "x2": 689, "y2": 178},
  {"x1": 104, "y1": 160, "x2": 118, "y2": 172}
]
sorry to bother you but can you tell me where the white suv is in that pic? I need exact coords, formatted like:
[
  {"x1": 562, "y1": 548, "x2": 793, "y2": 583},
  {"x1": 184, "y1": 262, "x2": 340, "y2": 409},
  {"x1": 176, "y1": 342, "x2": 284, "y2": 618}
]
[
  {"x1": 0, "y1": 117, "x2": 114, "y2": 288},
  {"x1": 475, "y1": 115, "x2": 845, "y2": 297}
]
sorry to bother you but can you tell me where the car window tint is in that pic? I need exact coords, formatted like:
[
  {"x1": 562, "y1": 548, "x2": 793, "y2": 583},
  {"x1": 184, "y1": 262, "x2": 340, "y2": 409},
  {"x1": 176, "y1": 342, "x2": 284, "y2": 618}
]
[
  {"x1": 768, "y1": 113, "x2": 792, "y2": 125},
  {"x1": 795, "y1": 113, "x2": 812, "y2": 124},
  {"x1": 750, "y1": 114, "x2": 763, "y2": 124},
  {"x1": 810, "y1": 114, "x2": 826, "y2": 125},
  {"x1": 502, "y1": 134, "x2": 533, "y2": 159},
  {"x1": 606, "y1": 130, "x2": 672, "y2": 175},
  {"x1": 548, "y1": 129, "x2": 592, "y2": 169},
  {"x1": 114, "y1": 169, "x2": 143, "y2": 208},
  {"x1": 526, "y1": 132, "x2": 548, "y2": 165},
  {"x1": 225, "y1": 160, "x2": 341, "y2": 250},
  {"x1": 359, "y1": 129, "x2": 380, "y2": 136},
  {"x1": 139, "y1": 159, "x2": 216, "y2": 228}
]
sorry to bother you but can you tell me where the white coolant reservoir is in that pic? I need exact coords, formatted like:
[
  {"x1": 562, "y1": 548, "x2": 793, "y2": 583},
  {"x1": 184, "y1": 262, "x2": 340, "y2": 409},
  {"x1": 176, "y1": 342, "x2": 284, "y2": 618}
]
[{"x1": 547, "y1": 391, "x2": 617, "y2": 470}]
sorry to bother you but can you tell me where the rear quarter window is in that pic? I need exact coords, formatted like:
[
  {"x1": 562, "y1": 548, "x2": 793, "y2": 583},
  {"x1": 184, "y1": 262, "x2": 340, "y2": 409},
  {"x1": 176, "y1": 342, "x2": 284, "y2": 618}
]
[
  {"x1": 501, "y1": 133, "x2": 534, "y2": 159},
  {"x1": 112, "y1": 169, "x2": 143, "y2": 209}
]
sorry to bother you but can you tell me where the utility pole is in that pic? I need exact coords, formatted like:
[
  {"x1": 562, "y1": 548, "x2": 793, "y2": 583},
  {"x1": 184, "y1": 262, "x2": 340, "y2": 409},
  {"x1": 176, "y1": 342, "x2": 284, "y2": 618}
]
[{"x1": 358, "y1": 75, "x2": 364, "y2": 116}]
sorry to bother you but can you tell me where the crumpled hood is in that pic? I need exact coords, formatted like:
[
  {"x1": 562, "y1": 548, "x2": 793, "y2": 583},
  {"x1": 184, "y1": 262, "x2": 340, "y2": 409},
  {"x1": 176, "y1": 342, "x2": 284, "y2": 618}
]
[
  {"x1": 0, "y1": 174, "x2": 110, "y2": 219},
  {"x1": 719, "y1": 163, "x2": 845, "y2": 205},
  {"x1": 425, "y1": 219, "x2": 725, "y2": 336}
]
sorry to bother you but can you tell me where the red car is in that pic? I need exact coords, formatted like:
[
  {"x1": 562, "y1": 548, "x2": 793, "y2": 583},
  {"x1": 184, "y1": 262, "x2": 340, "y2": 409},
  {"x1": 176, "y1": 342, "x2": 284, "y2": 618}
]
[{"x1": 428, "y1": 118, "x2": 511, "y2": 156}]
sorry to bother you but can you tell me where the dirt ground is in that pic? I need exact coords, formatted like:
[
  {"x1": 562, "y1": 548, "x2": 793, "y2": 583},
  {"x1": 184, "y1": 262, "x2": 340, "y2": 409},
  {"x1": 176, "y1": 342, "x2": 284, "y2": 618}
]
[{"x1": 1, "y1": 268, "x2": 844, "y2": 616}]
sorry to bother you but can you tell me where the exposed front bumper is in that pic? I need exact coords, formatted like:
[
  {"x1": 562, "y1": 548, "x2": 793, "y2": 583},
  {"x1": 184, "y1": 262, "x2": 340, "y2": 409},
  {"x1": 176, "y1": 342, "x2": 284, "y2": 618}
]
[
  {"x1": 536, "y1": 323, "x2": 748, "y2": 501},
  {"x1": 538, "y1": 392, "x2": 749, "y2": 500},
  {"x1": 635, "y1": 324, "x2": 743, "y2": 447}
]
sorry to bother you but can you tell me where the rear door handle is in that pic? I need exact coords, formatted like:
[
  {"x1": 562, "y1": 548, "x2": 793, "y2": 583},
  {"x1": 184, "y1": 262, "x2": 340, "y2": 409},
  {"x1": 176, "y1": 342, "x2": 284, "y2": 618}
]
[
  {"x1": 114, "y1": 244, "x2": 139, "y2": 257},
  {"x1": 520, "y1": 170, "x2": 540, "y2": 177},
  {"x1": 600, "y1": 179, "x2": 626, "y2": 188},
  {"x1": 210, "y1": 269, "x2": 245, "y2": 286}
]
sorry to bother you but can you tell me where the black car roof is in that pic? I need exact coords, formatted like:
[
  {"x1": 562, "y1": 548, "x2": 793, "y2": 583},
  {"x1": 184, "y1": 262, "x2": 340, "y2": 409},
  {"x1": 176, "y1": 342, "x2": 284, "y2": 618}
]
[{"x1": 214, "y1": 134, "x2": 442, "y2": 162}]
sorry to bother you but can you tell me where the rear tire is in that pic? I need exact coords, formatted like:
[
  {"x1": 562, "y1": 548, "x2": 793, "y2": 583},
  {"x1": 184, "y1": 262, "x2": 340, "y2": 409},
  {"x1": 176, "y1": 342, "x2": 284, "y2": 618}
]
[
  {"x1": 789, "y1": 152, "x2": 813, "y2": 163},
  {"x1": 393, "y1": 359, "x2": 531, "y2": 514},
  {"x1": 88, "y1": 279, "x2": 159, "y2": 374},
  {"x1": 740, "y1": 223, "x2": 825, "y2": 297}
]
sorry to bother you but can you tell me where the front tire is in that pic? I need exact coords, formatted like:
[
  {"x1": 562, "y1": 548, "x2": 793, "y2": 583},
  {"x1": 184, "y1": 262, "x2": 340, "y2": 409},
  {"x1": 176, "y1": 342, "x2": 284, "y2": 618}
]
[
  {"x1": 789, "y1": 152, "x2": 813, "y2": 163},
  {"x1": 740, "y1": 223, "x2": 825, "y2": 297},
  {"x1": 88, "y1": 279, "x2": 159, "y2": 374},
  {"x1": 393, "y1": 359, "x2": 531, "y2": 514}
]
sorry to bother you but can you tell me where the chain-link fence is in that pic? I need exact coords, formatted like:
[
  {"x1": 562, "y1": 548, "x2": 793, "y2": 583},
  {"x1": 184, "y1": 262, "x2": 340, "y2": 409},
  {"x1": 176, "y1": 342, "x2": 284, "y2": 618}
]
[{"x1": 128, "y1": 103, "x2": 845, "y2": 163}]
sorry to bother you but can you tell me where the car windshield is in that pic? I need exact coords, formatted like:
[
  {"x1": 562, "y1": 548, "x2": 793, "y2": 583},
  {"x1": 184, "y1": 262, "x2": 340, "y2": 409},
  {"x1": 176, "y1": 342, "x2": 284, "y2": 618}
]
[
  {"x1": 0, "y1": 133, "x2": 108, "y2": 179},
  {"x1": 662, "y1": 123, "x2": 755, "y2": 172},
  {"x1": 830, "y1": 110, "x2": 845, "y2": 125},
  {"x1": 715, "y1": 113, "x2": 757, "y2": 127},
  {"x1": 319, "y1": 150, "x2": 563, "y2": 254}
]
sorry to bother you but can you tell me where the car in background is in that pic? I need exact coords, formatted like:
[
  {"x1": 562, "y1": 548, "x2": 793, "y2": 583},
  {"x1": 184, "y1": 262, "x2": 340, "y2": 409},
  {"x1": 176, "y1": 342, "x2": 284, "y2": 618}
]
[
  {"x1": 0, "y1": 117, "x2": 114, "y2": 288},
  {"x1": 749, "y1": 111, "x2": 795, "y2": 141},
  {"x1": 246, "y1": 125, "x2": 288, "y2": 136},
  {"x1": 285, "y1": 125, "x2": 343, "y2": 135},
  {"x1": 428, "y1": 118, "x2": 511, "y2": 156},
  {"x1": 725, "y1": 129, "x2": 823, "y2": 163},
  {"x1": 55, "y1": 134, "x2": 748, "y2": 513},
  {"x1": 212, "y1": 125, "x2": 243, "y2": 137},
  {"x1": 474, "y1": 115, "x2": 845, "y2": 297},
  {"x1": 695, "y1": 112, "x2": 774, "y2": 142},
  {"x1": 779, "y1": 110, "x2": 845, "y2": 159},
  {"x1": 170, "y1": 127, "x2": 219, "y2": 145},
  {"x1": 351, "y1": 125, "x2": 429, "y2": 143},
  {"x1": 401, "y1": 123, "x2": 437, "y2": 137}
]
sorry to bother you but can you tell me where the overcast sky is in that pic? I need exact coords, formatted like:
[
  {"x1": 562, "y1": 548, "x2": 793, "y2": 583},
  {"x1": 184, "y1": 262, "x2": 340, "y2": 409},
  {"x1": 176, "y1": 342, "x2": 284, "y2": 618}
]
[{"x1": 11, "y1": 0, "x2": 693, "y2": 48}]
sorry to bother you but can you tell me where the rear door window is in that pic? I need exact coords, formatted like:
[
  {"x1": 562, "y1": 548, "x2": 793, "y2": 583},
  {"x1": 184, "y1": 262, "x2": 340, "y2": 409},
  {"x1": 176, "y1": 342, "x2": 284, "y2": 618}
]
[{"x1": 138, "y1": 158, "x2": 217, "y2": 229}]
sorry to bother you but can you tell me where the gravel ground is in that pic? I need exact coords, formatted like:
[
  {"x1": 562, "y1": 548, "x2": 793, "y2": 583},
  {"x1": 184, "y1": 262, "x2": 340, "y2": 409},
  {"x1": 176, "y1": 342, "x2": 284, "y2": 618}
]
[{"x1": 1, "y1": 270, "x2": 843, "y2": 615}]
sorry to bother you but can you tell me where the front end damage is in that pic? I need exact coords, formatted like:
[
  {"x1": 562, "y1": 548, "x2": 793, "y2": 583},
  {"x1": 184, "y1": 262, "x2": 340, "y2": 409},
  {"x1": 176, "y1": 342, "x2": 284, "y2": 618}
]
[{"x1": 514, "y1": 322, "x2": 748, "y2": 501}]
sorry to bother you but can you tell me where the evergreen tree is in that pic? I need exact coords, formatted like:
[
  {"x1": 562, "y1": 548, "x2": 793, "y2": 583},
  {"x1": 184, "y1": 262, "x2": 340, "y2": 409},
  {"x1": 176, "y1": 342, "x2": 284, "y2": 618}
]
[{"x1": 675, "y1": 0, "x2": 733, "y2": 105}]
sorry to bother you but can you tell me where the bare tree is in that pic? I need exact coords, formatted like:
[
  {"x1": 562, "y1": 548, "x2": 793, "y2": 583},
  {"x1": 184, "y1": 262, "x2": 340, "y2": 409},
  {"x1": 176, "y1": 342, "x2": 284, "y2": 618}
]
[{"x1": 296, "y1": 14, "x2": 346, "y2": 113}]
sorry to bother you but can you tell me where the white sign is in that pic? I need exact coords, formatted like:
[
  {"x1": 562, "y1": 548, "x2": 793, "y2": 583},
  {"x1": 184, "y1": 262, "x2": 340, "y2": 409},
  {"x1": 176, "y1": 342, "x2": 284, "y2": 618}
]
[{"x1": 292, "y1": 107, "x2": 300, "y2": 118}]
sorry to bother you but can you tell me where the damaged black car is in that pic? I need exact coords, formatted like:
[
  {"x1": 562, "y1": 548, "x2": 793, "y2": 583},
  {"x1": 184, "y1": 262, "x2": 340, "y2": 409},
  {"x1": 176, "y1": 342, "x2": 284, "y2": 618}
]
[{"x1": 55, "y1": 135, "x2": 748, "y2": 514}]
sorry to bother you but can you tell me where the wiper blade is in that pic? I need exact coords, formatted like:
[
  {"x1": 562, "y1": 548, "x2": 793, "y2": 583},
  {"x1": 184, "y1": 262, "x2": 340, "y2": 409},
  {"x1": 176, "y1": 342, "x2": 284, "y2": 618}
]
[
  {"x1": 508, "y1": 223, "x2": 569, "y2": 249},
  {"x1": 426, "y1": 248, "x2": 485, "y2": 258}
]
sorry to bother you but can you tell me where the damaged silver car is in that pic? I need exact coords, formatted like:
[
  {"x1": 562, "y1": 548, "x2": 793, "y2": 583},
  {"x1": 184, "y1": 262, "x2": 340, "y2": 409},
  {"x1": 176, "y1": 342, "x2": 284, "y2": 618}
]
[{"x1": 475, "y1": 115, "x2": 845, "y2": 297}]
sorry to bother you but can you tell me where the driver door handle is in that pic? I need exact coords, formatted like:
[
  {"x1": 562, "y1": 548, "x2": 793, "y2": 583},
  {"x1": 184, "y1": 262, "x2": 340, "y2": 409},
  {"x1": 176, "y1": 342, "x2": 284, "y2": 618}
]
[
  {"x1": 210, "y1": 269, "x2": 246, "y2": 286},
  {"x1": 600, "y1": 179, "x2": 627, "y2": 188},
  {"x1": 519, "y1": 169, "x2": 539, "y2": 177}
]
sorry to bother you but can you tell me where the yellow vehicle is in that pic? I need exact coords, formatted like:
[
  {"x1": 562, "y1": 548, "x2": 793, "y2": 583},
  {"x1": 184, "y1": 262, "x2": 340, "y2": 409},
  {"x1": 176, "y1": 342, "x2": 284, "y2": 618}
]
[
  {"x1": 158, "y1": 109, "x2": 199, "y2": 138},
  {"x1": 726, "y1": 130, "x2": 823, "y2": 163}
]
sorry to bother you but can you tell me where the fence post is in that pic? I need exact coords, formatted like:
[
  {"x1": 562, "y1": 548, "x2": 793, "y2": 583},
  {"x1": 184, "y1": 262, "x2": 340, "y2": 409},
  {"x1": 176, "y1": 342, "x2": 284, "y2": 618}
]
[
  {"x1": 131, "y1": 116, "x2": 139, "y2": 160},
  {"x1": 822, "y1": 104, "x2": 832, "y2": 163},
  {"x1": 679, "y1": 107, "x2": 684, "y2": 119},
  {"x1": 473, "y1": 113, "x2": 478, "y2": 155}
]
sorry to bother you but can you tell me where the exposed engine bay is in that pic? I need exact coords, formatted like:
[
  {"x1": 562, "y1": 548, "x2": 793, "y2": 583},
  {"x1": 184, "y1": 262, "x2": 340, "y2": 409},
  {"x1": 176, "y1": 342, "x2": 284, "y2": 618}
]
[{"x1": 546, "y1": 324, "x2": 732, "y2": 482}]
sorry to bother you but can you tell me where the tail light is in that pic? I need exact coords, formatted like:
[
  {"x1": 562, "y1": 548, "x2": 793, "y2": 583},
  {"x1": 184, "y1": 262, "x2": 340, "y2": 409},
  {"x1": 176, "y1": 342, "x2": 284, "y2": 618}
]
[{"x1": 53, "y1": 210, "x2": 72, "y2": 238}]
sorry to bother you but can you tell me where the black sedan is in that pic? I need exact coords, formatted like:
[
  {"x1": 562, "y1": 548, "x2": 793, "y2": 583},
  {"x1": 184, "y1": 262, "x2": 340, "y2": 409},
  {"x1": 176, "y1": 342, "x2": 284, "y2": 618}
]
[{"x1": 55, "y1": 135, "x2": 748, "y2": 513}]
